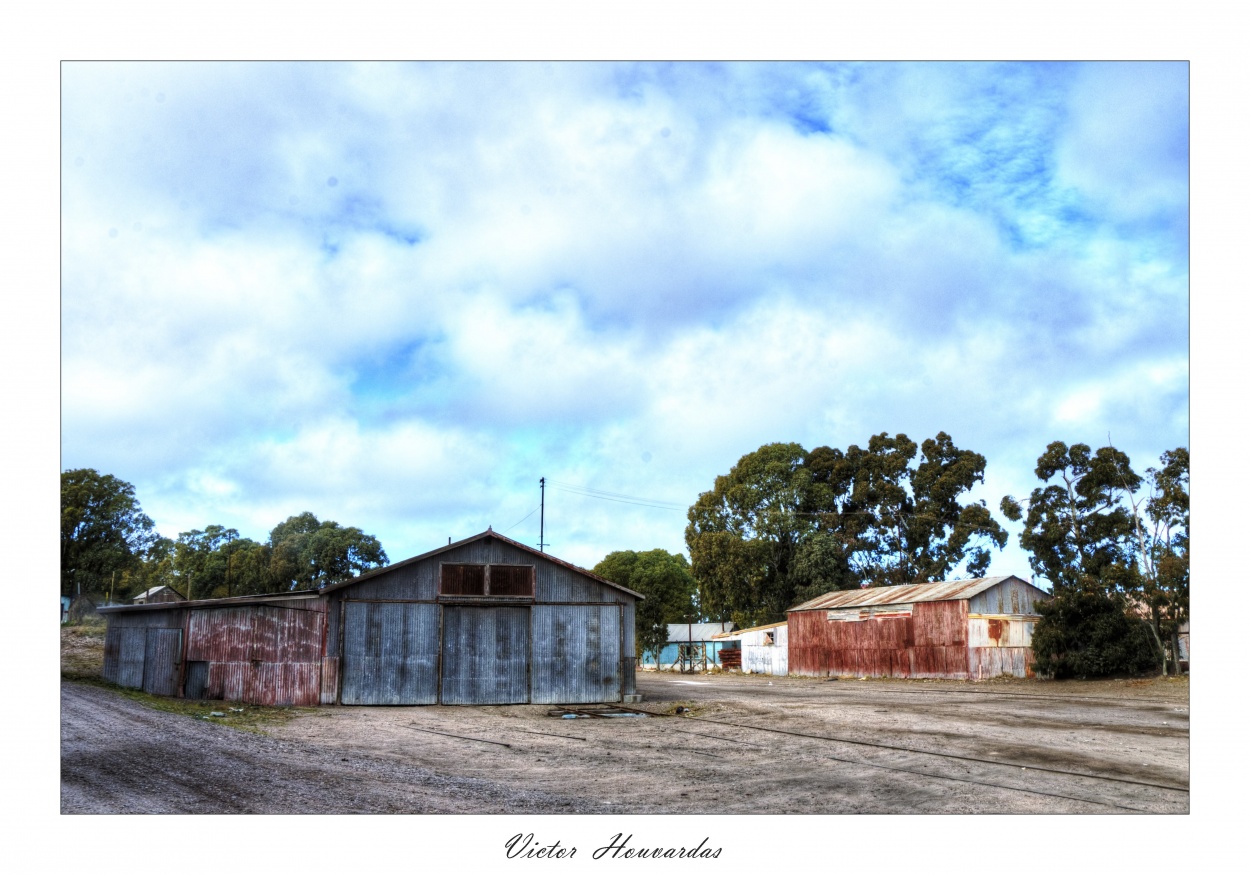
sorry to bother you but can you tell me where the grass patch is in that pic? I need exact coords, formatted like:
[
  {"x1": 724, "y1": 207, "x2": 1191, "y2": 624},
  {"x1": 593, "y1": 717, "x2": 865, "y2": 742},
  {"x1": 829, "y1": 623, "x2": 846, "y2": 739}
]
[
  {"x1": 65, "y1": 675, "x2": 314, "y2": 734},
  {"x1": 61, "y1": 626, "x2": 312, "y2": 734}
]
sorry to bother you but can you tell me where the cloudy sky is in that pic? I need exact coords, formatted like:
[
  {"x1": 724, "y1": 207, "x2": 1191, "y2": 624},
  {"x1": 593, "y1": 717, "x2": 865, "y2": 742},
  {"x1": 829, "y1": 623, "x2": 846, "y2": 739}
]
[{"x1": 60, "y1": 61, "x2": 1189, "y2": 581}]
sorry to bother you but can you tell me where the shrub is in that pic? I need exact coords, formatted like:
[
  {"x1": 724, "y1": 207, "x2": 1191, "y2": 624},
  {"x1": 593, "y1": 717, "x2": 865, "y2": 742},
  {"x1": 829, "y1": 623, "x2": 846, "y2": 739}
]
[{"x1": 1031, "y1": 589, "x2": 1162, "y2": 678}]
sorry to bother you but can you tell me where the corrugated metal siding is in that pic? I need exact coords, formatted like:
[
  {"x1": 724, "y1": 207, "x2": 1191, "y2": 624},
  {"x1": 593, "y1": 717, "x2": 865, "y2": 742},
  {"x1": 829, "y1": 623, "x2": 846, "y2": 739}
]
[
  {"x1": 790, "y1": 599, "x2": 972, "y2": 679},
  {"x1": 741, "y1": 625, "x2": 788, "y2": 676},
  {"x1": 143, "y1": 628, "x2": 182, "y2": 696},
  {"x1": 621, "y1": 602, "x2": 636, "y2": 695},
  {"x1": 968, "y1": 617, "x2": 1035, "y2": 647},
  {"x1": 966, "y1": 578, "x2": 1046, "y2": 615},
  {"x1": 440, "y1": 606, "x2": 531, "y2": 704},
  {"x1": 104, "y1": 626, "x2": 148, "y2": 689},
  {"x1": 340, "y1": 601, "x2": 440, "y2": 705},
  {"x1": 185, "y1": 661, "x2": 209, "y2": 699},
  {"x1": 530, "y1": 604, "x2": 621, "y2": 704},
  {"x1": 969, "y1": 647, "x2": 1034, "y2": 678},
  {"x1": 183, "y1": 603, "x2": 326, "y2": 705}
]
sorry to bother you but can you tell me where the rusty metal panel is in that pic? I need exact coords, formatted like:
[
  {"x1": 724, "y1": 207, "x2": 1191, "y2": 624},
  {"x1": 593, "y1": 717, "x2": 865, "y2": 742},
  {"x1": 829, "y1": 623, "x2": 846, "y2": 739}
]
[
  {"x1": 320, "y1": 657, "x2": 339, "y2": 704},
  {"x1": 142, "y1": 628, "x2": 182, "y2": 697},
  {"x1": 440, "y1": 606, "x2": 531, "y2": 704},
  {"x1": 182, "y1": 604, "x2": 326, "y2": 705},
  {"x1": 912, "y1": 600, "x2": 967, "y2": 647},
  {"x1": 968, "y1": 617, "x2": 1035, "y2": 648},
  {"x1": 341, "y1": 601, "x2": 440, "y2": 705},
  {"x1": 969, "y1": 646, "x2": 1035, "y2": 679},
  {"x1": 531, "y1": 604, "x2": 621, "y2": 704}
]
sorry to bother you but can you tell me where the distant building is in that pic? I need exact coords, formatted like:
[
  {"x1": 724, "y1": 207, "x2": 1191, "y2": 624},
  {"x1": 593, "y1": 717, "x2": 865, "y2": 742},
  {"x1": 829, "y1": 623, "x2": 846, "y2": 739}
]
[
  {"x1": 131, "y1": 585, "x2": 186, "y2": 605},
  {"x1": 788, "y1": 576, "x2": 1049, "y2": 680},
  {"x1": 712, "y1": 621, "x2": 788, "y2": 675},
  {"x1": 639, "y1": 621, "x2": 735, "y2": 672}
]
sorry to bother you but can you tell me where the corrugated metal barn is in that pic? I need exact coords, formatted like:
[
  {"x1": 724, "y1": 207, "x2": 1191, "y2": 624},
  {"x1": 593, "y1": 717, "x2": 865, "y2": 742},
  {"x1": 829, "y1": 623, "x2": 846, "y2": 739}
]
[
  {"x1": 98, "y1": 530, "x2": 642, "y2": 706},
  {"x1": 787, "y1": 575, "x2": 1049, "y2": 680}
]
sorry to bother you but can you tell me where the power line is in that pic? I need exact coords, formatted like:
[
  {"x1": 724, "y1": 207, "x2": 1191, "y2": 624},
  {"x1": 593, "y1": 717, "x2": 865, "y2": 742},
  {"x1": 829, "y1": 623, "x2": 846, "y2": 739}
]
[
  {"x1": 546, "y1": 480, "x2": 687, "y2": 511},
  {"x1": 501, "y1": 505, "x2": 541, "y2": 535}
]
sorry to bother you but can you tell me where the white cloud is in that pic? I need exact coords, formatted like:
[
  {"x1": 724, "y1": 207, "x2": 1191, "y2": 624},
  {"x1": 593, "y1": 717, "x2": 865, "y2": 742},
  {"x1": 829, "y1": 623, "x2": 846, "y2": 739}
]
[{"x1": 60, "y1": 62, "x2": 1189, "y2": 578}]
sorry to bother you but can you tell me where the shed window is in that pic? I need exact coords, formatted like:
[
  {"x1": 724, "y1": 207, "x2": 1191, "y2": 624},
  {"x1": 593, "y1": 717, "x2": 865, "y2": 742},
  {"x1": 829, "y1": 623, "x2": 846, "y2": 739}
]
[
  {"x1": 764, "y1": 630, "x2": 775, "y2": 646},
  {"x1": 489, "y1": 564, "x2": 535, "y2": 597},
  {"x1": 439, "y1": 563, "x2": 534, "y2": 598},
  {"x1": 441, "y1": 564, "x2": 486, "y2": 596}
]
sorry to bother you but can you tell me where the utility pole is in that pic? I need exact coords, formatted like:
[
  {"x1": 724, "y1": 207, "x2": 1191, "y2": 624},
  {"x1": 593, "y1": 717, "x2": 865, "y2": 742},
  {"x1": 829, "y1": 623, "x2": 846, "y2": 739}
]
[{"x1": 539, "y1": 477, "x2": 547, "y2": 553}]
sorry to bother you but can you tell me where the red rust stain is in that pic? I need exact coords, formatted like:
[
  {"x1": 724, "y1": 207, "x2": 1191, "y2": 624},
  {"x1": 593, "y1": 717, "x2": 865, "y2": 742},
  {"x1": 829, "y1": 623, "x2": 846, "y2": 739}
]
[{"x1": 987, "y1": 619, "x2": 1004, "y2": 645}]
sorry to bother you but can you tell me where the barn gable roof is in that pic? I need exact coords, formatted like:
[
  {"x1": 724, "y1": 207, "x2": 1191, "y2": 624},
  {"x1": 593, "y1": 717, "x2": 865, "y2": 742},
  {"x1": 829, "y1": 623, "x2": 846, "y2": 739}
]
[
  {"x1": 787, "y1": 575, "x2": 1042, "y2": 612},
  {"x1": 318, "y1": 529, "x2": 645, "y2": 600}
]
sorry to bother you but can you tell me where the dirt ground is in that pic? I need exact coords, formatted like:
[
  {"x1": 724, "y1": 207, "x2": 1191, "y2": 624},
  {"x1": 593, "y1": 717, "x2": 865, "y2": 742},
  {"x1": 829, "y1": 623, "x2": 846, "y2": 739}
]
[{"x1": 61, "y1": 628, "x2": 1189, "y2": 814}]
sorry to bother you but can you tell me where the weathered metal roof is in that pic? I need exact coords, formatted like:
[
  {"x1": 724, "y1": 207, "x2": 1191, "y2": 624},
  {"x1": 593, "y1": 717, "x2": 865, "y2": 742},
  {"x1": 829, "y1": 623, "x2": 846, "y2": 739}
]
[
  {"x1": 134, "y1": 585, "x2": 180, "y2": 600},
  {"x1": 317, "y1": 529, "x2": 645, "y2": 600},
  {"x1": 666, "y1": 621, "x2": 735, "y2": 642},
  {"x1": 788, "y1": 576, "x2": 1032, "y2": 612},
  {"x1": 711, "y1": 620, "x2": 786, "y2": 640},
  {"x1": 98, "y1": 590, "x2": 322, "y2": 614}
]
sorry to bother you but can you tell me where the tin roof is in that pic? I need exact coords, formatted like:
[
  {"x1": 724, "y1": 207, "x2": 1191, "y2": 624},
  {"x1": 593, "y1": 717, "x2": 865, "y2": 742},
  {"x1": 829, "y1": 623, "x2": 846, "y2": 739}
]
[
  {"x1": 788, "y1": 575, "x2": 1032, "y2": 612},
  {"x1": 318, "y1": 529, "x2": 645, "y2": 600},
  {"x1": 133, "y1": 585, "x2": 183, "y2": 600},
  {"x1": 98, "y1": 590, "x2": 322, "y2": 614},
  {"x1": 711, "y1": 620, "x2": 786, "y2": 640}
]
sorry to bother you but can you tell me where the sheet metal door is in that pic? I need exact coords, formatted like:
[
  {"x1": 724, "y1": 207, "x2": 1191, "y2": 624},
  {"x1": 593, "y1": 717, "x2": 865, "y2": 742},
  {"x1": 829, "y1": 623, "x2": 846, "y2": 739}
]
[
  {"x1": 142, "y1": 628, "x2": 182, "y2": 697},
  {"x1": 440, "y1": 606, "x2": 531, "y2": 704},
  {"x1": 530, "y1": 604, "x2": 621, "y2": 704},
  {"x1": 340, "y1": 601, "x2": 440, "y2": 705}
]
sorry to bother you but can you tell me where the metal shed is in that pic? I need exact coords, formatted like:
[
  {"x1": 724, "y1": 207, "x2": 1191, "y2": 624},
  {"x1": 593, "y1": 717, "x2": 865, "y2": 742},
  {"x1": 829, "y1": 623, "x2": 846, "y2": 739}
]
[
  {"x1": 98, "y1": 530, "x2": 642, "y2": 706},
  {"x1": 637, "y1": 621, "x2": 734, "y2": 672},
  {"x1": 711, "y1": 621, "x2": 788, "y2": 676},
  {"x1": 787, "y1": 575, "x2": 1049, "y2": 680}
]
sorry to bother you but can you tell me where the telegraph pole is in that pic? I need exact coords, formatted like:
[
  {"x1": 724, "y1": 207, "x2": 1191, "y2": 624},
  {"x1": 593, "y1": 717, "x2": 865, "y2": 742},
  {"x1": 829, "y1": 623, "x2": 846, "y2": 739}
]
[{"x1": 539, "y1": 477, "x2": 547, "y2": 552}]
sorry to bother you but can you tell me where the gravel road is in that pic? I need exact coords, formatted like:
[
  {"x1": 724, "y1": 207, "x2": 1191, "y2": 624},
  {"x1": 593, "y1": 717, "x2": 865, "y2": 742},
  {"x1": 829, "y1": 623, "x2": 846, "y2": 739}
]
[
  {"x1": 60, "y1": 682, "x2": 650, "y2": 814},
  {"x1": 62, "y1": 671, "x2": 1188, "y2": 815}
]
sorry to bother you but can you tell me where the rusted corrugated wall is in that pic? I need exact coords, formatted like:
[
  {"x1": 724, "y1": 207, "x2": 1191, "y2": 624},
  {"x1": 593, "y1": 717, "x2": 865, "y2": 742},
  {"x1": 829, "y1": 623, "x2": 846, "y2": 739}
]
[
  {"x1": 967, "y1": 614, "x2": 1036, "y2": 678},
  {"x1": 184, "y1": 602, "x2": 327, "y2": 706},
  {"x1": 789, "y1": 600, "x2": 973, "y2": 679}
]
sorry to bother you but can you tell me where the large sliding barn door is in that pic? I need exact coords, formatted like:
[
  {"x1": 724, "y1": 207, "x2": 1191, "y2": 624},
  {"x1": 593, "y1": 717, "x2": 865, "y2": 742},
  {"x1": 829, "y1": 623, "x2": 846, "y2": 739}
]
[
  {"x1": 530, "y1": 604, "x2": 621, "y2": 704},
  {"x1": 341, "y1": 602, "x2": 440, "y2": 704},
  {"x1": 440, "y1": 606, "x2": 531, "y2": 704}
]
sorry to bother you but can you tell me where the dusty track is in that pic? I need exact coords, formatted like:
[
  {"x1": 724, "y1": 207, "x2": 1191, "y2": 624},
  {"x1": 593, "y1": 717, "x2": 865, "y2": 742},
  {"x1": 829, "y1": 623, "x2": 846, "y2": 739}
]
[{"x1": 62, "y1": 670, "x2": 1188, "y2": 814}]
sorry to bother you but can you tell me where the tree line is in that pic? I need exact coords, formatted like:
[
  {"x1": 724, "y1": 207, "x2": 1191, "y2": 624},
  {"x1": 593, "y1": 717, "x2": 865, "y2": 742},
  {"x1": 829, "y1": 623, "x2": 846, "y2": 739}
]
[
  {"x1": 61, "y1": 469, "x2": 388, "y2": 603},
  {"x1": 593, "y1": 432, "x2": 1188, "y2": 678},
  {"x1": 65, "y1": 429, "x2": 1189, "y2": 678}
]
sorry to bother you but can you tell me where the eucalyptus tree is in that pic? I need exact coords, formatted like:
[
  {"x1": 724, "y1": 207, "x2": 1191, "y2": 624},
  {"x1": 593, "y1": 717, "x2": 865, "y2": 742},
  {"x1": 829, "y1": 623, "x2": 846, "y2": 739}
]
[
  {"x1": 594, "y1": 549, "x2": 698, "y2": 662},
  {"x1": 61, "y1": 468, "x2": 158, "y2": 597}
]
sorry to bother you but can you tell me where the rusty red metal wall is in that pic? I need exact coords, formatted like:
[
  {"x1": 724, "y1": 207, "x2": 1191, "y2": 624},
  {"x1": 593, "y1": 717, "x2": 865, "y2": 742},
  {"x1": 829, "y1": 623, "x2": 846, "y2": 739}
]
[
  {"x1": 184, "y1": 601, "x2": 327, "y2": 705},
  {"x1": 789, "y1": 599, "x2": 974, "y2": 679}
]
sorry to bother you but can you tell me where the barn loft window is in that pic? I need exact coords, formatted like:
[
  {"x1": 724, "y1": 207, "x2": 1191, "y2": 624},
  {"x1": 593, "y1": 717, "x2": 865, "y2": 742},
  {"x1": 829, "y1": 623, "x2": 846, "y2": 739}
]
[
  {"x1": 763, "y1": 630, "x2": 776, "y2": 646},
  {"x1": 439, "y1": 563, "x2": 534, "y2": 598}
]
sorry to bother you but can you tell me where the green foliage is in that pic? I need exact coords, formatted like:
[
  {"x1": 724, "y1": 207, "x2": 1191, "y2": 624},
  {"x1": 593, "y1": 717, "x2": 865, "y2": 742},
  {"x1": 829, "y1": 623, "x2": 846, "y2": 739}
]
[
  {"x1": 686, "y1": 442, "x2": 814, "y2": 628},
  {"x1": 61, "y1": 469, "x2": 157, "y2": 598},
  {"x1": 267, "y1": 512, "x2": 388, "y2": 588},
  {"x1": 594, "y1": 549, "x2": 697, "y2": 662},
  {"x1": 1000, "y1": 442, "x2": 1141, "y2": 593},
  {"x1": 1030, "y1": 589, "x2": 1163, "y2": 678},
  {"x1": 686, "y1": 433, "x2": 1006, "y2": 627},
  {"x1": 1003, "y1": 442, "x2": 1190, "y2": 675}
]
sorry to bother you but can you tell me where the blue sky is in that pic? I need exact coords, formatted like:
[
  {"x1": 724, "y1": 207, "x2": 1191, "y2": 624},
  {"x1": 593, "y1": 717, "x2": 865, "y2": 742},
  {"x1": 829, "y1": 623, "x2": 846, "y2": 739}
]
[{"x1": 60, "y1": 61, "x2": 1189, "y2": 582}]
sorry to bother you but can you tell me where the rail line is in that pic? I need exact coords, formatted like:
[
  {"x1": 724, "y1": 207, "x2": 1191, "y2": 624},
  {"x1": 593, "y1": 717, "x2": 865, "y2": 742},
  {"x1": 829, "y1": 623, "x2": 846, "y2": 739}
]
[{"x1": 626, "y1": 705, "x2": 1190, "y2": 795}]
